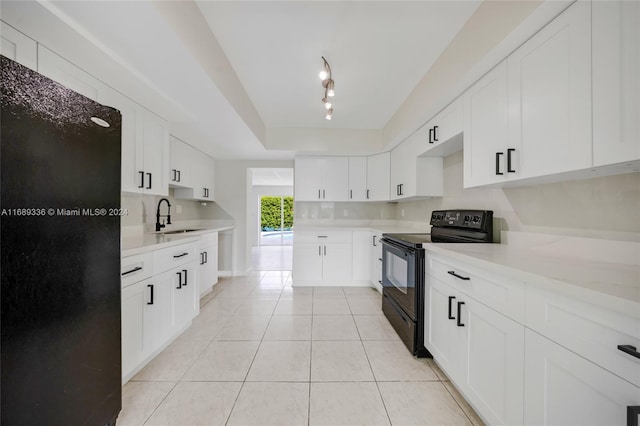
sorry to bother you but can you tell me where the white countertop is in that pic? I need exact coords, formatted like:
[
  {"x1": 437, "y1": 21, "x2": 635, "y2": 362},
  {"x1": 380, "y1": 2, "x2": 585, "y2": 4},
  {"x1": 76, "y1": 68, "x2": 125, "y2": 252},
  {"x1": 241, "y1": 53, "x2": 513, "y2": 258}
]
[
  {"x1": 122, "y1": 225, "x2": 234, "y2": 257},
  {"x1": 426, "y1": 240, "x2": 640, "y2": 309}
]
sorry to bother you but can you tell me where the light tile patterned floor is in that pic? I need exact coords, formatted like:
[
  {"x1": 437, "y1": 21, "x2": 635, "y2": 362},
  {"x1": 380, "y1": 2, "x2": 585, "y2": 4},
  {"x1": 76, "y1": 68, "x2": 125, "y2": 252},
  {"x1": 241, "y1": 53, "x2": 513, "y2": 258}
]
[{"x1": 120, "y1": 272, "x2": 485, "y2": 426}]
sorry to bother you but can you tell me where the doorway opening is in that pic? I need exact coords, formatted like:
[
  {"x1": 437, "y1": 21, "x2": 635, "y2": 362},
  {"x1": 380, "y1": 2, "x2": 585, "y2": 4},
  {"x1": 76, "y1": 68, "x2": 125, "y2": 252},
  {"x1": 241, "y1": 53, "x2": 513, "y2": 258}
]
[{"x1": 260, "y1": 195, "x2": 293, "y2": 246}]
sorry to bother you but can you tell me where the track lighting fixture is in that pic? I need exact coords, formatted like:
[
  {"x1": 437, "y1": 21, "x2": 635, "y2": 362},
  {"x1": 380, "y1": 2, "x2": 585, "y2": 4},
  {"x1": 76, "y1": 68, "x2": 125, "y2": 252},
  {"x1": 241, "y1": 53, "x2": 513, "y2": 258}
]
[{"x1": 319, "y1": 56, "x2": 335, "y2": 120}]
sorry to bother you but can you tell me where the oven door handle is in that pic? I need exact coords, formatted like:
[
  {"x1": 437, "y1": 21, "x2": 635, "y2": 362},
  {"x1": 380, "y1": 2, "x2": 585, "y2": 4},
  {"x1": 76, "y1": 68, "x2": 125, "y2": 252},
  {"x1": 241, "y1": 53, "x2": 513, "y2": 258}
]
[{"x1": 381, "y1": 238, "x2": 415, "y2": 255}]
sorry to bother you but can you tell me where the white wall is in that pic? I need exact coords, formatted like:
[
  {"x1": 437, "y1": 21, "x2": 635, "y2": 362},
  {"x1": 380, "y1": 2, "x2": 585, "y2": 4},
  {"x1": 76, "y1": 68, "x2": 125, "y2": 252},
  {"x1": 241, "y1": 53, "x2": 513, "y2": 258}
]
[
  {"x1": 214, "y1": 159, "x2": 295, "y2": 274},
  {"x1": 249, "y1": 185, "x2": 293, "y2": 247}
]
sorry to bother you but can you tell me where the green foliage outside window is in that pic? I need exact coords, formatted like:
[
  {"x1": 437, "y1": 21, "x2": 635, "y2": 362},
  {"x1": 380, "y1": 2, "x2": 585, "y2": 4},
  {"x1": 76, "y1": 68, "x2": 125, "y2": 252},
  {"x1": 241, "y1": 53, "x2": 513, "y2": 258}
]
[{"x1": 260, "y1": 196, "x2": 293, "y2": 231}]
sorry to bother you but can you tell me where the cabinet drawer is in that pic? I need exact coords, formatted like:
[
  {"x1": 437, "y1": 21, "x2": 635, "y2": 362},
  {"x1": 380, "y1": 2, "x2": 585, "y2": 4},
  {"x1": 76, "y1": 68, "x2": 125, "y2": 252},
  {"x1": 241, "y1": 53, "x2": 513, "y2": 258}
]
[
  {"x1": 121, "y1": 252, "x2": 153, "y2": 288},
  {"x1": 153, "y1": 242, "x2": 197, "y2": 275},
  {"x1": 426, "y1": 254, "x2": 525, "y2": 324},
  {"x1": 526, "y1": 285, "x2": 640, "y2": 388},
  {"x1": 294, "y1": 230, "x2": 352, "y2": 243}
]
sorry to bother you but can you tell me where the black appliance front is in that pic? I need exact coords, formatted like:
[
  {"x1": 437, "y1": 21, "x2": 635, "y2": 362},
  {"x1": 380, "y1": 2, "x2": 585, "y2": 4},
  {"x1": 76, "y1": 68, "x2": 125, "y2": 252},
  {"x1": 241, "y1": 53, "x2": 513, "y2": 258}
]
[
  {"x1": 380, "y1": 238, "x2": 430, "y2": 358},
  {"x1": 1, "y1": 56, "x2": 123, "y2": 425}
]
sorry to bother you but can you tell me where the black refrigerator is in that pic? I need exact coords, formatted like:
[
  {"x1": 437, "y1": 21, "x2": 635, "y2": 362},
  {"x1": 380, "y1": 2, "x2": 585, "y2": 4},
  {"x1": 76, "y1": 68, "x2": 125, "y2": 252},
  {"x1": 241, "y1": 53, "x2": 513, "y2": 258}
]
[{"x1": 1, "y1": 56, "x2": 122, "y2": 425}]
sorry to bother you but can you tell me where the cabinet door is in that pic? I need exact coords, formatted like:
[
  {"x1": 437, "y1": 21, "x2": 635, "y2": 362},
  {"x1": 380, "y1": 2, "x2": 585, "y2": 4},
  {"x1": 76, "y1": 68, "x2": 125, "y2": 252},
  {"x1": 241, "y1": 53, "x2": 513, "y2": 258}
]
[
  {"x1": 0, "y1": 22, "x2": 37, "y2": 70},
  {"x1": 426, "y1": 276, "x2": 458, "y2": 376},
  {"x1": 593, "y1": 0, "x2": 640, "y2": 166},
  {"x1": 292, "y1": 243, "x2": 323, "y2": 282},
  {"x1": 370, "y1": 232, "x2": 383, "y2": 291},
  {"x1": 294, "y1": 158, "x2": 323, "y2": 201},
  {"x1": 508, "y1": 1, "x2": 591, "y2": 179},
  {"x1": 173, "y1": 264, "x2": 198, "y2": 332},
  {"x1": 141, "y1": 108, "x2": 169, "y2": 196},
  {"x1": 199, "y1": 244, "x2": 218, "y2": 296},
  {"x1": 431, "y1": 97, "x2": 463, "y2": 145},
  {"x1": 322, "y1": 243, "x2": 352, "y2": 283},
  {"x1": 322, "y1": 157, "x2": 349, "y2": 201},
  {"x1": 169, "y1": 136, "x2": 192, "y2": 188},
  {"x1": 121, "y1": 281, "x2": 145, "y2": 379},
  {"x1": 460, "y1": 296, "x2": 525, "y2": 426},
  {"x1": 390, "y1": 137, "x2": 417, "y2": 199},
  {"x1": 367, "y1": 152, "x2": 390, "y2": 201},
  {"x1": 37, "y1": 46, "x2": 107, "y2": 102},
  {"x1": 352, "y1": 231, "x2": 371, "y2": 281},
  {"x1": 524, "y1": 329, "x2": 640, "y2": 426},
  {"x1": 348, "y1": 157, "x2": 367, "y2": 201},
  {"x1": 202, "y1": 154, "x2": 215, "y2": 200},
  {"x1": 102, "y1": 88, "x2": 145, "y2": 194},
  {"x1": 463, "y1": 60, "x2": 509, "y2": 188},
  {"x1": 143, "y1": 274, "x2": 173, "y2": 357}
]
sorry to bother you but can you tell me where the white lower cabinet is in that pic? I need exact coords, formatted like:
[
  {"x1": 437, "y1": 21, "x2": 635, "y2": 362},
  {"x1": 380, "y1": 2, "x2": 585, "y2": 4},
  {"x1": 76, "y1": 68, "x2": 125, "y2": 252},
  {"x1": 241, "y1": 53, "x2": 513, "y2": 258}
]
[
  {"x1": 352, "y1": 231, "x2": 372, "y2": 282},
  {"x1": 121, "y1": 281, "x2": 146, "y2": 379},
  {"x1": 198, "y1": 232, "x2": 218, "y2": 297},
  {"x1": 426, "y1": 274, "x2": 524, "y2": 425},
  {"x1": 121, "y1": 242, "x2": 199, "y2": 383},
  {"x1": 524, "y1": 329, "x2": 640, "y2": 426},
  {"x1": 292, "y1": 231, "x2": 353, "y2": 285},
  {"x1": 427, "y1": 251, "x2": 640, "y2": 426}
]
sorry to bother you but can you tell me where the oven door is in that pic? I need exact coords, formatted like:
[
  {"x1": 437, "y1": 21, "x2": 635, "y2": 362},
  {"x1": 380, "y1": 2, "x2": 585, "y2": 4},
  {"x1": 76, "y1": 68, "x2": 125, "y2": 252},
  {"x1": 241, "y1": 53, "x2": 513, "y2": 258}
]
[{"x1": 381, "y1": 238, "x2": 418, "y2": 320}]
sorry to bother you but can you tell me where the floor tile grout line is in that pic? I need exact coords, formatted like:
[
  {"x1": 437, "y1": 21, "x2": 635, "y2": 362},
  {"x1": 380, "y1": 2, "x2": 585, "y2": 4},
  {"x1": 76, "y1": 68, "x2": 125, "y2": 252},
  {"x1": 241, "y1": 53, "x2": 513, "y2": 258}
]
[{"x1": 441, "y1": 373, "x2": 479, "y2": 426}]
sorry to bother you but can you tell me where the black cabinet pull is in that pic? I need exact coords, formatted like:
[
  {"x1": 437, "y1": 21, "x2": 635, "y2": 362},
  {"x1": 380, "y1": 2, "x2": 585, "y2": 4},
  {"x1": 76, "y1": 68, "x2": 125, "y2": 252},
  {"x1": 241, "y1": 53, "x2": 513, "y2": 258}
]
[
  {"x1": 172, "y1": 169, "x2": 177, "y2": 181},
  {"x1": 323, "y1": 189, "x2": 325, "y2": 199},
  {"x1": 495, "y1": 152, "x2": 504, "y2": 175},
  {"x1": 448, "y1": 296, "x2": 456, "y2": 320},
  {"x1": 138, "y1": 171, "x2": 144, "y2": 188},
  {"x1": 204, "y1": 251, "x2": 208, "y2": 264},
  {"x1": 378, "y1": 258, "x2": 382, "y2": 262},
  {"x1": 182, "y1": 269, "x2": 188, "y2": 286},
  {"x1": 433, "y1": 125, "x2": 439, "y2": 142},
  {"x1": 618, "y1": 345, "x2": 640, "y2": 360},
  {"x1": 173, "y1": 252, "x2": 189, "y2": 258},
  {"x1": 366, "y1": 189, "x2": 370, "y2": 199},
  {"x1": 457, "y1": 301, "x2": 465, "y2": 327},
  {"x1": 396, "y1": 184, "x2": 400, "y2": 196},
  {"x1": 200, "y1": 252, "x2": 204, "y2": 265},
  {"x1": 350, "y1": 189, "x2": 352, "y2": 199},
  {"x1": 147, "y1": 284, "x2": 154, "y2": 305},
  {"x1": 318, "y1": 245, "x2": 321, "y2": 256},
  {"x1": 372, "y1": 235, "x2": 377, "y2": 246},
  {"x1": 378, "y1": 280, "x2": 382, "y2": 284},
  {"x1": 323, "y1": 246, "x2": 327, "y2": 256},
  {"x1": 176, "y1": 271, "x2": 182, "y2": 289},
  {"x1": 318, "y1": 189, "x2": 321, "y2": 199},
  {"x1": 448, "y1": 270, "x2": 470, "y2": 281},
  {"x1": 177, "y1": 170, "x2": 181, "y2": 182},
  {"x1": 399, "y1": 184, "x2": 403, "y2": 195},
  {"x1": 428, "y1": 128, "x2": 434, "y2": 144},
  {"x1": 628, "y1": 406, "x2": 640, "y2": 426},
  {"x1": 507, "y1": 148, "x2": 516, "y2": 173},
  {"x1": 146, "y1": 173, "x2": 152, "y2": 189},
  {"x1": 121, "y1": 266, "x2": 142, "y2": 276}
]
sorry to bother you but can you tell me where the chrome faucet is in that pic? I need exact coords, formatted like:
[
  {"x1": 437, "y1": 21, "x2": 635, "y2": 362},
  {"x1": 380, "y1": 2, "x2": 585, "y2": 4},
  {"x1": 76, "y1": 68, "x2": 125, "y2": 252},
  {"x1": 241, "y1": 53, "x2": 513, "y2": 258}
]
[{"x1": 155, "y1": 198, "x2": 172, "y2": 232}]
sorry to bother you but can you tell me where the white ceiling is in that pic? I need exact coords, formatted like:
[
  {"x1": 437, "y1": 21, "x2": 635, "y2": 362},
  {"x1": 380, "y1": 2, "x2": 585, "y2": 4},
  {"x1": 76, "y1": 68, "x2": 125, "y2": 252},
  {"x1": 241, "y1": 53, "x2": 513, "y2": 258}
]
[
  {"x1": 197, "y1": 1, "x2": 480, "y2": 129},
  {"x1": 251, "y1": 168, "x2": 294, "y2": 187},
  {"x1": 2, "y1": 1, "x2": 480, "y2": 158}
]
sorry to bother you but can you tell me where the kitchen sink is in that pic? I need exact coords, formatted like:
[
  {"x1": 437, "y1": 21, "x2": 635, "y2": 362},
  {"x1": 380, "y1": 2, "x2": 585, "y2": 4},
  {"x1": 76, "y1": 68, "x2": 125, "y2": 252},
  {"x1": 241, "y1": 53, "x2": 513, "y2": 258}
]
[{"x1": 161, "y1": 229, "x2": 200, "y2": 235}]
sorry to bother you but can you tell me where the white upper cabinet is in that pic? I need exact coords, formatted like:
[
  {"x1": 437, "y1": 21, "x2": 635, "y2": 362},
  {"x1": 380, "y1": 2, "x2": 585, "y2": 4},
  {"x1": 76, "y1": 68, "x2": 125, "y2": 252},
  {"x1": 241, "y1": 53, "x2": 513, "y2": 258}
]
[
  {"x1": 592, "y1": 0, "x2": 640, "y2": 166},
  {"x1": 0, "y1": 22, "x2": 37, "y2": 70},
  {"x1": 507, "y1": 0, "x2": 592, "y2": 180},
  {"x1": 37, "y1": 46, "x2": 108, "y2": 103},
  {"x1": 140, "y1": 108, "x2": 170, "y2": 196},
  {"x1": 463, "y1": 61, "x2": 510, "y2": 188},
  {"x1": 175, "y1": 151, "x2": 215, "y2": 201},
  {"x1": 294, "y1": 157, "x2": 348, "y2": 201},
  {"x1": 366, "y1": 152, "x2": 390, "y2": 202},
  {"x1": 390, "y1": 128, "x2": 443, "y2": 200},
  {"x1": 169, "y1": 136, "x2": 193, "y2": 188},
  {"x1": 423, "y1": 97, "x2": 464, "y2": 157},
  {"x1": 348, "y1": 157, "x2": 367, "y2": 201}
]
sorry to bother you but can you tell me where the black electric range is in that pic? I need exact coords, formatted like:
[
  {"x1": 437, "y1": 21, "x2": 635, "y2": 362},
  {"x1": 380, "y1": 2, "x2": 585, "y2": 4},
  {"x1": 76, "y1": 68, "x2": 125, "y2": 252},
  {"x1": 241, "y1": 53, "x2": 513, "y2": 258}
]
[{"x1": 380, "y1": 210, "x2": 493, "y2": 357}]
